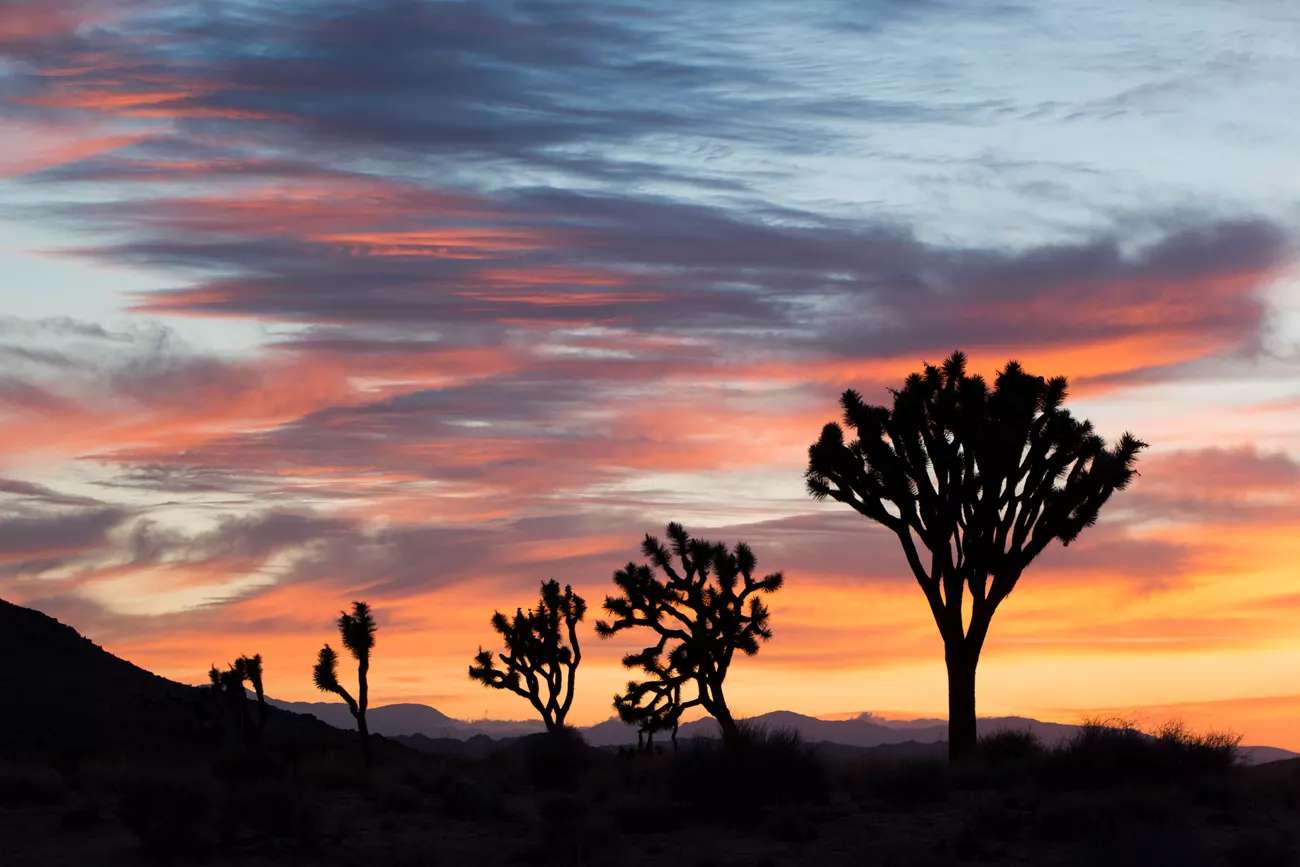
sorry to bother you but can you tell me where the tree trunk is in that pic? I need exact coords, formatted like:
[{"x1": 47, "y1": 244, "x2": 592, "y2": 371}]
[
  {"x1": 714, "y1": 705, "x2": 740, "y2": 749},
  {"x1": 358, "y1": 714, "x2": 372, "y2": 767},
  {"x1": 945, "y1": 646, "x2": 978, "y2": 762}
]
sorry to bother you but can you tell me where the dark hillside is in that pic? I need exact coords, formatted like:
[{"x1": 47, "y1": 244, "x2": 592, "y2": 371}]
[{"x1": 0, "y1": 598, "x2": 369, "y2": 761}]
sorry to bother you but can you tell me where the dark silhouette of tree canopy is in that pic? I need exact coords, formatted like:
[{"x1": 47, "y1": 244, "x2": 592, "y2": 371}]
[
  {"x1": 468, "y1": 579, "x2": 586, "y2": 731},
  {"x1": 596, "y1": 522, "x2": 784, "y2": 749},
  {"x1": 805, "y1": 352, "x2": 1145, "y2": 760},
  {"x1": 313, "y1": 601, "x2": 376, "y2": 765},
  {"x1": 209, "y1": 653, "x2": 267, "y2": 750},
  {"x1": 616, "y1": 664, "x2": 684, "y2": 752}
]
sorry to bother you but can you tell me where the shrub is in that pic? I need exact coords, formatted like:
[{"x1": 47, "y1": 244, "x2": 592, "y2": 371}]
[
  {"x1": 116, "y1": 772, "x2": 217, "y2": 859},
  {"x1": 847, "y1": 758, "x2": 950, "y2": 809},
  {"x1": 670, "y1": 724, "x2": 828, "y2": 823},
  {"x1": 524, "y1": 727, "x2": 590, "y2": 792},
  {"x1": 440, "y1": 774, "x2": 504, "y2": 821},
  {"x1": 977, "y1": 729, "x2": 1043, "y2": 763},
  {"x1": 220, "y1": 779, "x2": 319, "y2": 848},
  {"x1": 1044, "y1": 718, "x2": 1239, "y2": 789}
]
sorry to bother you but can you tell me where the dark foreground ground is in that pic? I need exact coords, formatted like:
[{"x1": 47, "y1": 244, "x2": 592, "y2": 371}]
[{"x1": 4, "y1": 724, "x2": 1300, "y2": 867}]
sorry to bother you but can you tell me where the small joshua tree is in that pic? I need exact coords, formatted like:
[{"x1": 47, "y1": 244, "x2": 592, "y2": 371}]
[
  {"x1": 468, "y1": 580, "x2": 585, "y2": 732},
  {"x1": 597, "y1": 522, "x2": 784, "y2": 749},
  {"x1": 313, "y1": 601, "x2": 376, "y2": 765},
  {"x1": 616, "y1": 668, "x2": 684, "y2": 752},
  {"x1": 208, "y1": 653, "x2": 267, "y2": 751},
  {"x1": 806, "y1": 352, "x2": 1144, "y2": 760}
]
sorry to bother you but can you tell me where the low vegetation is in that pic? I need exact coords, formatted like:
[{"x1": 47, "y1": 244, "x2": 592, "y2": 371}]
[{"x1": 4, "y1": 718, "x2": 1297, "y2": 866}]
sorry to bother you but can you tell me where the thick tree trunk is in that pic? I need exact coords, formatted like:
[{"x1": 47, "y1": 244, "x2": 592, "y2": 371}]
[
  {"x1": 945, "y1": 647, "x2": 978, "y2": 762},
  {"x1": 358, "y1": 714, "x2": 372, "y2": 767},
  {"x1": 714, "y1": 705, "x2": 740, "y2": 749}
]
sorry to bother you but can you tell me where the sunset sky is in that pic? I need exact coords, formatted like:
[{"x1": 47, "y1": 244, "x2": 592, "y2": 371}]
[{"x1": 2, "y1": 1, "x2": 1299, "y2": 748}]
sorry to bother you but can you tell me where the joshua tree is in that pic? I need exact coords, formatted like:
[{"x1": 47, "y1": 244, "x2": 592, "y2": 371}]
[
  {"x1": 468, "y1": 579, "x2": 585, "y2": 732},
  {"x1": 616, "y1": 668, "x2": 684, "y2": 752},
  {"x1": 313, "y1": 601, "x2": 376, "y2": 765},
  {"x1": 596, "y1": 522, "x2": 784, "y2": 749},
  {"x1": 208, "y1": 653, "x2": 267, "y2": 750},
  {"x1": 805, "y1": 352, "x2": 1144, "y2": 760}
]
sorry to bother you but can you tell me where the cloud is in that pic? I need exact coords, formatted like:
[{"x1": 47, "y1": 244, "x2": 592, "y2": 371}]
[
  {"x1": 2, "y1": 0, "x2": 1299, "y2": 729},
  {"x1": 1126, "y1": 445, "x2": 1300, "y2": 524}
]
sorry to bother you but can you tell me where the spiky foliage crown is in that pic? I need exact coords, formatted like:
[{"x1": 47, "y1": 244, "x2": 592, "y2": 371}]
[
  {"x1": 806, "y1": 351, "x2": 1144, "y2": 612},
  {"x1": 313, "y1": 644, "x2": 342, "y2": 693},
  {"x1": 210, "y1": 653, "x2": 265, "y2": 696},
  {"x1": 338, "y1": 601, "x2": 376, "y2": 662}
]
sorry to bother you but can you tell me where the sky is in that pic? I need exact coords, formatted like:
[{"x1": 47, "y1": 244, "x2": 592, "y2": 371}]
[{"x1": 2, "y1": 0, "x2": 1299, "y2": 747}]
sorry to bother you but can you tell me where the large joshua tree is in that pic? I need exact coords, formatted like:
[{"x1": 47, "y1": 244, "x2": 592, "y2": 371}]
[
  {"x1": 468, "y1": 580, "x2": 586, "y2": 732},
  {"x1": 313, "y1": 601, "x2": 376, "y2": 765},
  {"x1": 596, "y1": 523, "x2": 784, "y2": 749},
  {"x1": 806, "y1": 352, "x2": 1144, "y2": 760}
]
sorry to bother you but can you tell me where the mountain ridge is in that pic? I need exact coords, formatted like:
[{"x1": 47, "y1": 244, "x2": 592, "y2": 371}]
[
  {"x1": 270, "y1": 698, "x2": 1296, "y2": 764},
  {"x1": 4, "y1": 597, "x2": 1293, "y2": 766}
]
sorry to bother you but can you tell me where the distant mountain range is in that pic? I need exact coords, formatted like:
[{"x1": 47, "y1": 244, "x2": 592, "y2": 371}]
[
  {"x1": 4, "y1": 596, "x2": 1293, "y2": 767},
  {"x1": 272, "y1": 698, "x2": 1297, "y2": 765}
]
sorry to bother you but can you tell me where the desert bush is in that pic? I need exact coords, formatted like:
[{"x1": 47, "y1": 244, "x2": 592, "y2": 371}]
[
  {"x1": 524, "y1": 727, "x2": 590, "y2": 792},
  {"x1": 116, "y1": 771, "x2": 217, "y2": 859},
  {"x1": 670, "y1": 724, "x2": 828, "y2": 822},
  {"x1": 977, "y1": 729, "x2": 1044, "y2": 763},
  {"x1": 440, "y1": 773, "x2": 504, "y2": 821},
  {"x1": 220, "y1": 779, "x2": 319, "y2": 849},
  {"x1": 1153, "y1": 721, "x2": 1240, "y2": 770},
  {"x1": 607, "y1": 791, "x2": 683, "y2": 834},
  {"x1": 373, "y1": 778, "x2": 424, "y2": 814},
  {"x1": 847, "y1": 758, "x2": 950, "y2": 809},
  {"x1": 1044, "y1": 718, "x2": 1239, "y2": 789},
  {"x1": 295, "y1": 749, "x2": 371, "y2": 790}
]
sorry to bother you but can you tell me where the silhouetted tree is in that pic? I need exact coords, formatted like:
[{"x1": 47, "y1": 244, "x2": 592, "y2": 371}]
[
  {"x1": 468, "y1": 580, "x2": 585, "y2": 732},
  {"x1": 616, "y1": 669, "x2": 683, "y2": 752},
  {"x1": 208, "y1": 653, "x2": 267, "y2": 751},
  {"x1": 596, "y1": 523, "x2": 784, "y2": 749},
  {"x1": 805, "y1": 352, "x2": 1144, "y2": 760},
  {"x1": 313, "y1": 601, "x2": 376, "y2": 765}
]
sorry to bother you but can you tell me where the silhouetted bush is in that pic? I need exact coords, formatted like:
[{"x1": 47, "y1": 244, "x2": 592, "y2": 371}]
[
  {"x1": 977, "y1": 729, "x2": 1044, "y2": 763},
  {"x1": 439, "y1": 773, "x2": 504, "y2": 821},
  {"x1": 523, "y1": 727, "x2": 590, "y2": 792},
  {"x1": 373, "y1": 778, "x2": 423, "y2": 814},
  {"x1": 1044, "y1": 719, "x2": 1238, "y2": 789},
  {"x1": 847, "y1": 758, "x2": 950, "y2": 809},
  {"x1": 116, "y1": 772, "x2": 217, "y2": 859},
  {"x1": 219, "y1": 779, "x2": 320, "y2": 850},
  {"x1": 296, "y1": 749, "x2": 371, "y2": 790},
  {"x1": 671, "y1": 724, "x2": 827, "y2": 822},
  {"x1": 608, "y1": 790, "x2": 682, "y2": 834}
]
